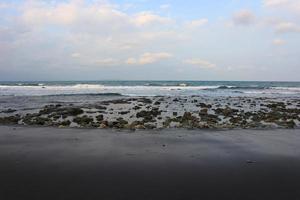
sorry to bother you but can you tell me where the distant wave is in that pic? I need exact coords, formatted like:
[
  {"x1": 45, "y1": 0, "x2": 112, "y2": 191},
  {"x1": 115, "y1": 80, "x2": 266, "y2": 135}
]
[
  {"x1": 270, "y1": 87, "x2": 300, "y2": 91},
  {"x1": 0, "y1": 93, "x2": 123, "y2": 97},
  {"x1": 212, "y1": 85, "x2": 269, "y2": 90},
  {"x1": 0, "y1": 82, "x2": 300, "y2": 97},
  {"x1": 47, "y1": 93, "x2": 123, "y2": 97},
  {"x1": 144, "y1": 83, "x2": 189, "y2": 87}
]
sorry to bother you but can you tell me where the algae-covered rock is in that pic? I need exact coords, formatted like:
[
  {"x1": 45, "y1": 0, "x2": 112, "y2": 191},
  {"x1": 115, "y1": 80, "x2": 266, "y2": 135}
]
[
  {"x1": 0, "y1": 115, "x2": 20, "y2": 124},
  {"x1": 73, "y1": 115, "x2": 94, "y2": 126}
]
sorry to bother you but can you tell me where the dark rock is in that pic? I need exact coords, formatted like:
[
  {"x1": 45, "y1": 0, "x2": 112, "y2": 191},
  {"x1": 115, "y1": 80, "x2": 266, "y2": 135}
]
[
  {"x1": 214, "y1": 107, "x2": 238, "y2": 117},
  {"x1": 154, "y1": 101, "x2": 161, "y2": 105},
  {"x1": 2, "y1": 108, "x2": 17, "y2": 113},
  {"x1": 96, "y1": 115, "x2": 104, "y2": 121},
  {"x1": 59, "y1": 120, "x2": 71, "y2": 126},
  {"x1": 119, "y1": 111, "x2": 130, "y2": 115},
  {"x1": 133, "y1": 106, "x2": 141, "y2": 110},
  {"x1": 266, "y1": 102, "x2": 286, "y2": 110},
  {"x1": 73, "y1": 115, "x2": 94, "y2": 126},
  {"x1": 198, "y1": 103, "x2": 212, "y2": 108},
  {"x1": 181, "y1": 112, "x2": 199, "y2": 127},
  {"x1": 39, "y1": 106, "x2": 84, "y2": 116},
  {"x1": 0, "y1": 115, "x2": 20, "y2": 124},
  {"x1": 95, "y1": 105, "x2": 107, "y2": 110},
  {"x1": 136, "y1": 109, "x2": 162, "y2": 123},
  {"x1": 138, "y1": 98, "x2": 152, "y2": 104}
]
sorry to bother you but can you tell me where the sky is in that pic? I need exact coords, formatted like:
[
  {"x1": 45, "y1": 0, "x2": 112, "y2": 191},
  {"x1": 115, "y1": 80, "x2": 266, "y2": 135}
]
[{"x1": 0, "y1": 0, "x2": 299, "y2": 81}]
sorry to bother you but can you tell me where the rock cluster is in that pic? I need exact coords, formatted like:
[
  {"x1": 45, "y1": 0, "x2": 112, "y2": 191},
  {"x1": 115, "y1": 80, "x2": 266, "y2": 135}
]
[{"x1": 0, "y1": 97, "x2": 299, "y2": 130}]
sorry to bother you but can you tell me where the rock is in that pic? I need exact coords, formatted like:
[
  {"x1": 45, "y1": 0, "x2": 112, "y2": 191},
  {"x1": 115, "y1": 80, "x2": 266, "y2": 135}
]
[
  {"x1": 95, "y1": 105, "x2": 107, "y2": 110},
  {"x1": 39, "y1": 106, "x2": 84, "y2": 116},
  {"x1": 2, "y1": 108, "x2": 17, "y2": 113},
  {"x1": 284, "y1": 120, "x2": 296, "y2": 128},
  {"x1": 214, "y1": 107, "x2": 238, "y2": 117},
  {"x1": 73, "y1": 115, "x2": 93, "y2": 126},
  {"x1": 107, "y1": 99, "x2": 131, "y2": 104},
  {"x1": 34, "y1": 117, "x2": 51, "y2": 125},
  {"x1": 128, "y1": 121, "x2": 145, "y2": 130},
  {"x1": 99, "y1": 123, "x2": 108, "y2": 129},
  {"x1": 266, "y1": 102, "x2": 286, "y2": 110},
  {"x1": 59, "y1": 120, "x2": 71, "y2": 127},
  {"x1": 200, "y1": 108, "x2": 208, "y2": 114},
  {"x1": 154, "y1": 101, "x2": 161, "y2": 105},
  {"x1": 144, "y1": 124, "x2": 156, "y2": 129},
  {"x1": 198, "y1": 103, "x2": 212, "y2": 108},
  {"x1": 136, "y1": 109, "x2": 162, "y2": 123},
  {"x1": 96, "y1": 115, "x2": 104, "y2": 121},
  {"x1": 133, "y1": 106, "x2": 141, "y2": 110},
  {"x1": 135, "y1": 124, "x2": 146, "y2": 129},
  {"x1": 114, "y1": 118, "x2": 129, "y2": 128},
  {"x1": 199, "y1": 111, "x2": 220, "y2": 124},
  {"x1": 0, "y1": 115, "x2": 20, "y2": 124},
  {"x1": 119, "y1": 111, "x2": 130, "y2": 115},
  {"x1": 138, "y1": 98, "x2": 152, "y2": 104},
  {"x1": 181, "y1": 112, "x2": 199, "y2": 127},
  {"x1": 66, "y1": 107, "x2": 83, "y2": 116}
]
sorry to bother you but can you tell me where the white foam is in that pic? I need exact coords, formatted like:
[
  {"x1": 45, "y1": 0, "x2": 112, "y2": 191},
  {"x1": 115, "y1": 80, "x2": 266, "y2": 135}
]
[{"x1": 0, "y1": 85, "x2": 299, "y2": 97}]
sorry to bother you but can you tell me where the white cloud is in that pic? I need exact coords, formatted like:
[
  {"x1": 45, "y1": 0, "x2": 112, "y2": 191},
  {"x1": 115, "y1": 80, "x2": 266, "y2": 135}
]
[
  {"x1": 71, "y1": 53, "x2": 81, "y2": 58},
  {"x1": 21, "y1": 1, "x2": 78, "y2": 25},
  {"x1": 263, "y1": 0, "x2": 300, "y2": 12},
  {"x1": 126, "y1": 52, "x2": 173, "y2": 65},
  {"x1": 185, "y1": 19, "x2": 208, "y2": 28},
  {"x1": 274, "y1": 22, "x2": 300, "y2": 33},
  {"x1": 272, "y1": 39, "x2": 285, "y2": 45},
  {"x1": 184, "y1": 59, "x2": 216, "y2": 69},
  {"x1": 94, "y1": 58, "x2": 119, "y2": 66},
  {"x1": 0, "y1": 3, "x2": 11, "y2": 9},
  {"x1": 132, "y1": 12, "x2": 173, "y2": 26},
  {"x1": 232, "y1": 10, "x2": 256, "y2": 26},
  {"x1": 263, "y1": 0, "x2": 290, "y2": 7}
]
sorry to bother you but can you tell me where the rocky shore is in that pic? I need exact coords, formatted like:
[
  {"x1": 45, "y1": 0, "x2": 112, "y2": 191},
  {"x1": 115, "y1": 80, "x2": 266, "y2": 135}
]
[{"x1": 0, "y1": 96, "x2": 299, "y2": 129}]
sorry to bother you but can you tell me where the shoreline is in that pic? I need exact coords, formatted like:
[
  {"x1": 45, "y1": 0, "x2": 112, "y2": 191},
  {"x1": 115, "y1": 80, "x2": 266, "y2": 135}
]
[{"x1": 1, "y1": 126, "x2": 300, "y2": 200}]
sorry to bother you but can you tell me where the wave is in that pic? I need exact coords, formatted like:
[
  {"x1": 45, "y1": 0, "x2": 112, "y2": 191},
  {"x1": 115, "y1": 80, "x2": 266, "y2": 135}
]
[
  {"x1": 215, "y1": 85, "x2": 269, "y2": 90},
  {"x1": 46, "y1": 93, "x2": 123, "y2": 97},
  {"x1": 1, "y1": 82, "x2": 300, "y2": 97},
  {"x1": 270, "y1": 87, "x2": 300, "y2": 91},
  {"x1": 144, "y1": 82, "x2": 190, "y2": 87}
]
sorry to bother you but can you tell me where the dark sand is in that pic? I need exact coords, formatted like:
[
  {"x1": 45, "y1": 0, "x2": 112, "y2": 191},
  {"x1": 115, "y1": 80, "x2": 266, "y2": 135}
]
[{"x1": 0, "y1": 126, "x2": 300, "y2": 200}]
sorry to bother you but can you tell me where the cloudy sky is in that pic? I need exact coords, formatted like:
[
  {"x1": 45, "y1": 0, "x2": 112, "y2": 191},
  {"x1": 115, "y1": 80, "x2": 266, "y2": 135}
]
[{"x1": 0, "y1": 0, "x2": 299, "y2": 81}]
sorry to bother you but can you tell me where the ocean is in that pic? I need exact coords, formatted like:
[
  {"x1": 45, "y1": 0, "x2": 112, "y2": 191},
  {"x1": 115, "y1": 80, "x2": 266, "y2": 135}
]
[
  {"x1": 1, "y1": 80, "x2": 300, "y2": 110},
  {"x1": 1, "y1": 80, "x2": 300, "y2": 97}
]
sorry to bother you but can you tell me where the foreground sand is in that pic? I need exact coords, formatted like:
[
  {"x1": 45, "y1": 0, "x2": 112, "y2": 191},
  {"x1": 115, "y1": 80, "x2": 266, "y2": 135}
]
[{"x1": 1, "y1": 126, "x2": 300, "y2": 200}]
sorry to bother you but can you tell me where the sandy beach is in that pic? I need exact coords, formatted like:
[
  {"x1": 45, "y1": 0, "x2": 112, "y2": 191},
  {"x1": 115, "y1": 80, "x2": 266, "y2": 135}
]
[{"x1": 1, "y1": 126, "x2": 300, "y2": 200}]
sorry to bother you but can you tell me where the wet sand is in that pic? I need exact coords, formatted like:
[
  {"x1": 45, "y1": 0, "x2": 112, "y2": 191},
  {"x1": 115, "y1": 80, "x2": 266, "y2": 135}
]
[{"x1": 0, "y1": 126, "x2": 300, "y2": 200}]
